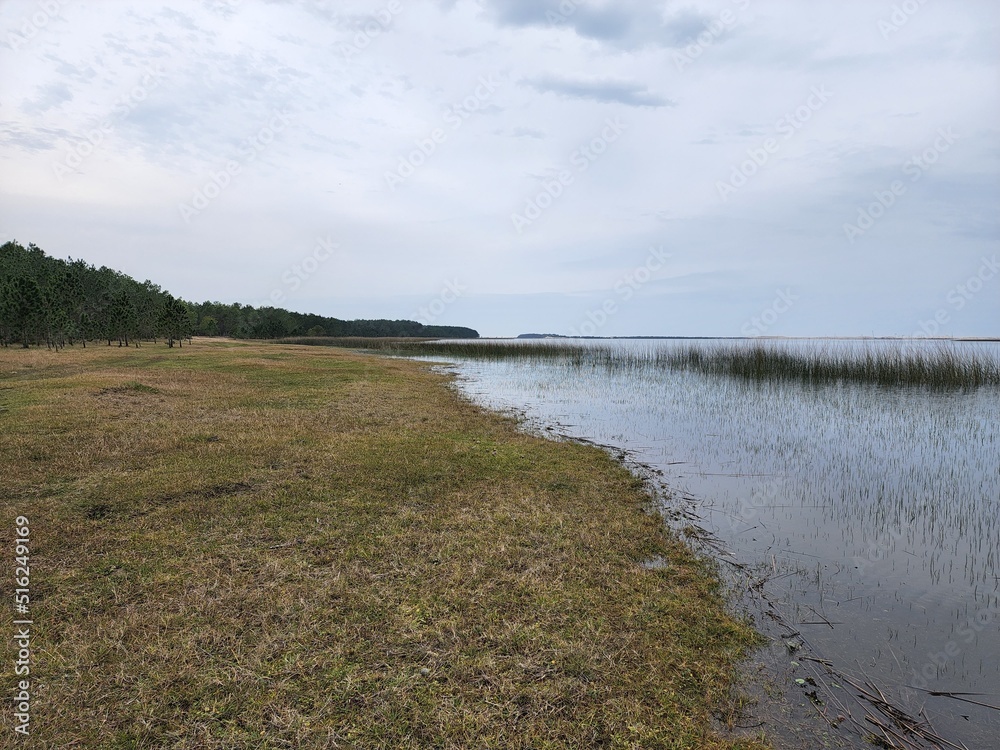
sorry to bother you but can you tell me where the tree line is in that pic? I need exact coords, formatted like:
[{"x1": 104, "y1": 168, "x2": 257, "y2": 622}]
[{"x1": 0, "y1": 241, "x2": 478, "y2": 348}]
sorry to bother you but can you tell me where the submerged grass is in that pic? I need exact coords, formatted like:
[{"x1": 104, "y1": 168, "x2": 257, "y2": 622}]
[
  {"x1": 297, "y1": 337, "x2": 1000, "y2": 389},
  {"x1": 1, "y1": 340, "x2": 765, "y2": 749}
]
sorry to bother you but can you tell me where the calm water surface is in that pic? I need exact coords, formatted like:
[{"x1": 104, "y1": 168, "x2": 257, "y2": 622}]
[{"x1": 418, "y1": 338, "x2": 1000, "y2": 749}]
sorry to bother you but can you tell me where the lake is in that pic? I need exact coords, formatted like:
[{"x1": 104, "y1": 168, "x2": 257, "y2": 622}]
[{"x1": 412, "y1": 338, "x2": 1000, "y2": 749}]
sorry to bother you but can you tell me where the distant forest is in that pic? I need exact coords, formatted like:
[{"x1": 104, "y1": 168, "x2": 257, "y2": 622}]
[{"x1": 0, "y1": 241, "x2": 479, "y2": 348}]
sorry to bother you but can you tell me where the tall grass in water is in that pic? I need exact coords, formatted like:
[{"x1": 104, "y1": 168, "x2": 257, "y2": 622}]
[
  {"x1": 658, "y1": 343, "x2": 1000, "y2": 388},
  {"x1": 288, "y1": 338, "x2": 1000, "y2": 389}
]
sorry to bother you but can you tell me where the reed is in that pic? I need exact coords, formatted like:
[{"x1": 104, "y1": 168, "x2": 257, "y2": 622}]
[
  {"x1": 657, "y1": 342, "x2": 1000, "y2": 388},
  {"x1": 324, "y1": 338, "x2": 1000, "y2": 389}
]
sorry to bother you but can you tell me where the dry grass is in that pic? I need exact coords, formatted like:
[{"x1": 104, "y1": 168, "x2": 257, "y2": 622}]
[{"x1": 0, "y1": 340, "x2": 766, "y2": 749}]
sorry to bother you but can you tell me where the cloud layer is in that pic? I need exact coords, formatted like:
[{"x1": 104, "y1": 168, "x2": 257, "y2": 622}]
[{"x1": 1, "y1": 0, "x2": 998, "y2": 337}]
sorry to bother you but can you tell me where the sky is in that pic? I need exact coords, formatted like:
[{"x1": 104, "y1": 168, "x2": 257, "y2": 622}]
[{"x1": 1, "y1": 0, "x2": 998, "y2": 338}]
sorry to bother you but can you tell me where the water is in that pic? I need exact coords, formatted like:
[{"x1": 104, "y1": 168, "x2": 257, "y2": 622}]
[{"x1": 414, "y1": 338, "x2": 1000, "y2": 749}]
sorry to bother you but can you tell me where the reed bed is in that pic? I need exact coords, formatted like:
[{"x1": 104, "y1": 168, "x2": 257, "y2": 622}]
[
  {"x1": 305, "y1": 338, "x2": 1000, "y2": 389},
  {"x1": 657, "y1": 342, "x2": 1000, "y2": 389}
]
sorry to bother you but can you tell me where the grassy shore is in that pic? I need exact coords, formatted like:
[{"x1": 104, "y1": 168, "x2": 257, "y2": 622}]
[{"x1": 1, "y1": 340, "x2": 765, "y2": 749}]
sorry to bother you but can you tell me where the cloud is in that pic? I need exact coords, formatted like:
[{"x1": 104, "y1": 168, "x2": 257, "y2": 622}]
[
  {"x1": 484, "y1": 0, "x2": 654, "y2": 42},
  {"x1": 525, "y1": 75, "x2": 675, "y2": 108},
  {"x1": 157, "y1": 7, "x2": 198, "y2": 30},
  {"x1": 483, "y1": 0, "x2": 562, "y2": 27},
  {"x1": 446, "y1": 46, "x2": 479, "y2": 57},
  {"x1": 20, "y1": 82, "x2": 73, "y2": 115},
  {"x1": 510, "y1": 127, "x2": 546, "y2": 139},
  {"x1": 659, "y1": 9, "x2": 714, "y2": 47},
  {"x1": 0, "y1": 0, "x2": 996, "y2": 339},
  {"x1": 482, "y1": 1, "x2": 731, "y2": 51},
  {"x1": 0, "y1": 123, "x2": 72, "y2": 153}
]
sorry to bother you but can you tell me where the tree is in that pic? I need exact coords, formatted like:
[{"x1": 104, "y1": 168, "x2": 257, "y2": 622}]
[
  {"x1": 6, "y1": 276, "x2": 46, "y2": 347},
  {"x1": 0, "y1": 241, "x2": 481, "y2": 347},
  {"x1": 160, "y1": 295, "x2": 192, "y2": 348},
  {"x1": 198, "y1": 315, "x2": 219, "y2": 336}
]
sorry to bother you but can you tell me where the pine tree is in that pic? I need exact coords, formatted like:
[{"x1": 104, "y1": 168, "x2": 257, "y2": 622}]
[{"x1": 159, "y1": 295, "x2": 191, "y2": 348}]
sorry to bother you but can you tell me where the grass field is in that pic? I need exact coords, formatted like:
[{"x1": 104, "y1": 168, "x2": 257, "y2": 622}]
[{"x1": 1, "y1": 340, "x2": 765, "y2": 749}]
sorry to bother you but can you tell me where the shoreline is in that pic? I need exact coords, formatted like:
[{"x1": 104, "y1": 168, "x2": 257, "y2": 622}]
[
  {"x1": 1, "y1": 340, "x2": 767, "y2": 748},
  {"x1": 429, "y1": 353, "x2": 981, "y2": 750}
]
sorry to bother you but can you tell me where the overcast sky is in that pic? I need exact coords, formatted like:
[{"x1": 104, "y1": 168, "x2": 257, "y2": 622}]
[{"x1": 1, "y1": 0, "x2": 998, "y2": 337}]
